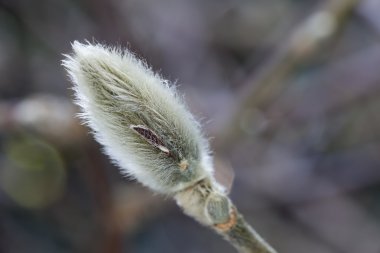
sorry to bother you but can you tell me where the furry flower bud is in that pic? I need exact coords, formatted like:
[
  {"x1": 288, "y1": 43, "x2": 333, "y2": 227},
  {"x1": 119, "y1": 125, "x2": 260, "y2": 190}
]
[{"x1": 63, "y1": 42, "x2": 214, "y2": 194}]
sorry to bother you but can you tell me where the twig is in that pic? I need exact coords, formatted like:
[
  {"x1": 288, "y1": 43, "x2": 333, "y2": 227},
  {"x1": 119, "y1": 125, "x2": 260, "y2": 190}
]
[{"x1": 174, "y1": 179, "x2": 276, "y2": 253}]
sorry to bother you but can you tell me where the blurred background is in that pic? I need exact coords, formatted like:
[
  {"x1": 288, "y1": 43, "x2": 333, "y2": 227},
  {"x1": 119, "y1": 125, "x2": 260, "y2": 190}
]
[{"x1": 1, "y1": 0, "x2": 380, "y2": 252}]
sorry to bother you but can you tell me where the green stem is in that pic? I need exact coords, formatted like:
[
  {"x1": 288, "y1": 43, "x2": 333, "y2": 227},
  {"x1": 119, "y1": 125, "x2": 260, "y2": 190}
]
[{"x1": 215, "y1": 206, "x2": 277, "y2": 253}]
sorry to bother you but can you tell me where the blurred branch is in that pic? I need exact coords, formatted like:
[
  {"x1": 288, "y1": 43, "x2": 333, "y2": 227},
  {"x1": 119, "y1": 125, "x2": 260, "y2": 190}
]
[
  {"x1": 259, "y1": 45, "x2": 380, "y2": 139},
  {"x1": 0, "y1": 94, "x2": 85, "y2": 146},
  {"x1": 268, "y1": 45, "x2": 380, "y2": 123},
  {"x1": 80, "y1": 142, "x2": 123, "y2": 253},
  {"x1": 217, "y1": 0, "x2": 361, "y2": 151}
]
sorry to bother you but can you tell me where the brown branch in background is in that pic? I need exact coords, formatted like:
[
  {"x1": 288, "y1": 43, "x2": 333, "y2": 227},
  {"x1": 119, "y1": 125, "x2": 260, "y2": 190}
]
[
  {"x1": 80, "y1": 142, "x2": 123, "y2": 253},
  {"x1": 217, "y1": 0, "x2": 361, "y2": 151}
]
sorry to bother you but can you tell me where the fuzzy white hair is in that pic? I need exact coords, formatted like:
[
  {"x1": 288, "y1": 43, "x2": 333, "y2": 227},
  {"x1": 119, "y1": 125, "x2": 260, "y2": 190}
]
[{"x1": 63, "y1": 41, "x2": 218, "y2": 194}]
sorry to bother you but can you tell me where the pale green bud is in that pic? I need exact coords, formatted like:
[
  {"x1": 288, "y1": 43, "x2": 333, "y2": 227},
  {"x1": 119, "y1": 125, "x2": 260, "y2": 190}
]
[
  {"x1": 206, "y1": 193, "x2": 231, "y2": 225},
  {"x1": 62, "y1": 42, "x2": 215, "y2": 194}
]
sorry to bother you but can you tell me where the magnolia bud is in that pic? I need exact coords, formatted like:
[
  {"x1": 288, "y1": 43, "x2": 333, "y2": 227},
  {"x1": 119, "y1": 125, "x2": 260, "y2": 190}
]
[
  {"x1": 63, "y1": 41, "x2": 277, "y2": 253},
  {"x1": 63, "y1": 42, "x2": 216, "y2": 194}
]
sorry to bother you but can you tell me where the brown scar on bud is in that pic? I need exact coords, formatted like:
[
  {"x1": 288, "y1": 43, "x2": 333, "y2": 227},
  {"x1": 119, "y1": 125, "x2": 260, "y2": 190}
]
[
  {"x1": 130, "y1": 125, "x2": 170, "y2": 155},
  {"x1": 179, "y1": 159, "x2": 189, "y2": 171},
  {"x1": 214, "y1": 208, "x2": 237, "y2": 232}
]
